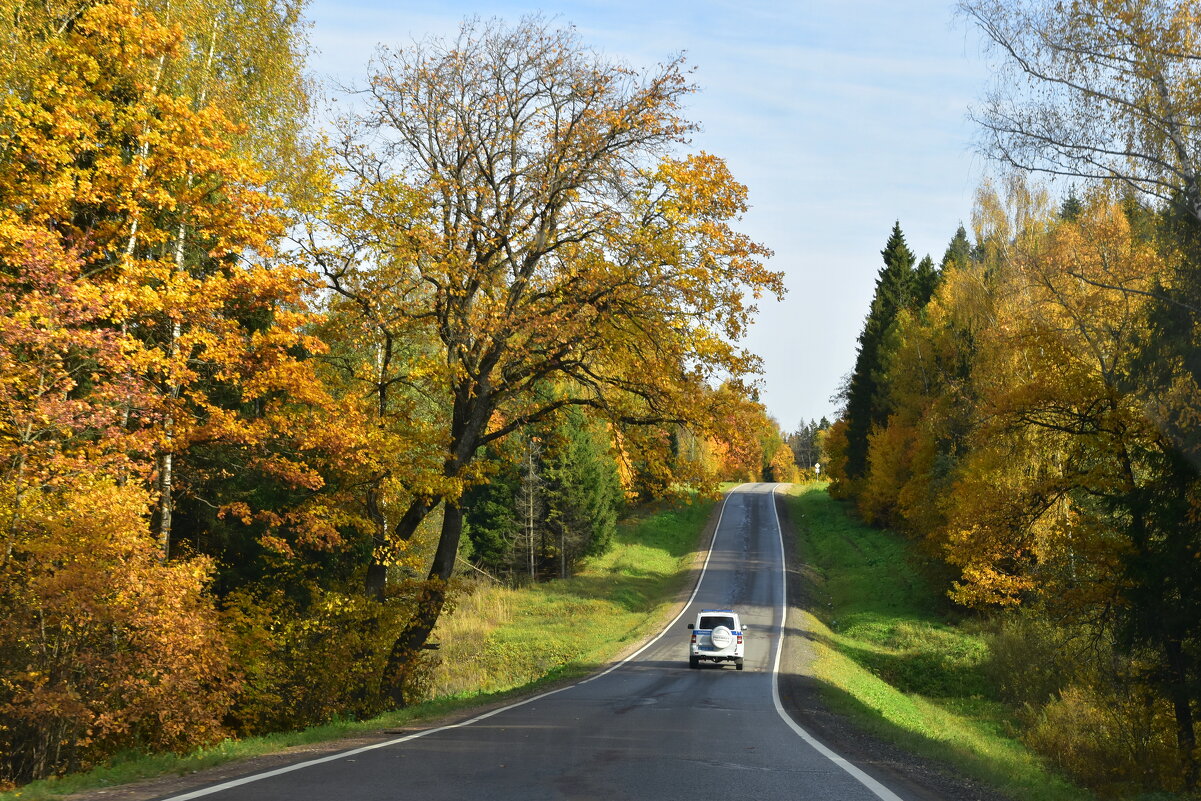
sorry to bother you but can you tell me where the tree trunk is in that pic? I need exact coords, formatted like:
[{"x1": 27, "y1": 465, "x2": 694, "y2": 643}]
[
  {"x1": 381, "y1": 384, "x2": 493, "y2": 697},
  {"x1": 156, "y1": 224, "x2": 185, "y2": 563},
  {"x1": 364, "y1": 482, "x2": 387, "y2": 600},
  {"x1": 157, "y1": 447, "x2": 173, "y2": 560},
  {"x1": 365, "y1": 495, "x2": 440, "y2": 599},
  {"x1": 384, "y1": 501, "x2": 464, "y2": 705},
  {"x1": 1165, "y1": 637, "x2": 1198, "y2": 790}
]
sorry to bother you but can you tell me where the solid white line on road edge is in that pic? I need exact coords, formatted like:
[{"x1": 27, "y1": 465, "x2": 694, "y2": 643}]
[
  {"x1": 768, "y1": 484, "x2": 905, "y2": 801},
  {"x1": 157, "y1": 484, "x2": 750, "y2": 801}
]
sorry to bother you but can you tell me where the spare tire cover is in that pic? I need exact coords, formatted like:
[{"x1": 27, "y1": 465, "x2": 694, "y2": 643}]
[{"x1": 710, "y1": 625, "x2": 733, "y2": 649}]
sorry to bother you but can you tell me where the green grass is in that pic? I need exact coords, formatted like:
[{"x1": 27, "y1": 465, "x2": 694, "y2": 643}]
[
  {"x1": 783, "y1": 482, "x2": 1093, "y2": 801},
  {"x1": 430, "y1": 498, "x2": 715, "y2": 697},
  {"x1": 2, "y1": 495, "x2": 717, "y2": 801}
]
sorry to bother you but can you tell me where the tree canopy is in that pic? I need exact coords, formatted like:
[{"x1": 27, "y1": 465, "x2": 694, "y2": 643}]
[{"x1": 300, "y1": 16, "x2": 782, "y2": 689}]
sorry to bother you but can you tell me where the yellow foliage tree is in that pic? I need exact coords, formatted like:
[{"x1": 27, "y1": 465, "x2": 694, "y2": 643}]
[
  {"x1": 0, "y1": 0, "x2": 347, "y2": 782},
  {"x1": 301, "y1": 17, "x2": 783, "y2": 693}
]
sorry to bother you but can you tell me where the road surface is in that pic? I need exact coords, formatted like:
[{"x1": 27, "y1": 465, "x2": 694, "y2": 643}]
[{"x1": 156, "y1": 483, "x2": 909, "y2": 801}]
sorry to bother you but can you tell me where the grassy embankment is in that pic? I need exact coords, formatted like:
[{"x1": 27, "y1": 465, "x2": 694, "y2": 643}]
[
  {"x1": 4, "y1": 496, "x2": 716, "y2": 801},
  {"x1": 782, "y1": 482, "x2": 1092, "y2": 801},
  {"x1": 429, "y1": 497, "x2": 715, "y2": 696}
]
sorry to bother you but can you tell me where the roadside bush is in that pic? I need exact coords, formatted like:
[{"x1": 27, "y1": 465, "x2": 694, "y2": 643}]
[
  {"x1": 0, "y1": 482, "x2": 234, "y2": 787},
  {"x1": 222, "y1": 587, "x2": 405, "y2": 734},
  {"x1": 1026, "y1": 682, "x2": 1181, "y2": 797},
  {"x1": 984, "y1": 610, "x2": 1078, "y2": 709},
  {"x1": 987, "y1": 611, "x2": 1187, "y2": 796}
]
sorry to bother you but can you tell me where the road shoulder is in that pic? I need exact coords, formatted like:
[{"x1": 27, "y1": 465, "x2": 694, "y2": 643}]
[{"x1": 772, "y1": 487, "x2": 1014, "y2": 801}]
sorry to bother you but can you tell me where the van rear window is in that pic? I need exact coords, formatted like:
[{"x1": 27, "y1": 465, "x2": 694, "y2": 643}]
[{"x1": 699, "y1": 616, "x2": 735, "y2": 630}]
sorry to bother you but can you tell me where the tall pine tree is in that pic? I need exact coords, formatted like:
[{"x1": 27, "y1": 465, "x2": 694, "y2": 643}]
[
  {"x1": 464, "y1": 408, "x2": 621, "y2": 580},
  {"x1": 844, "y1": 222, "x2": 916, "y2": 479}
]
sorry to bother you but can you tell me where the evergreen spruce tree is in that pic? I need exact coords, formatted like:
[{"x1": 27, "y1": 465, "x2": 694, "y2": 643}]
[
  {"x1": 1059, "y1": 187, "x2": 1084, "y2": 221},
  {"x1": 463, "y1": 457, "x2": 521, "y2": 576},
  {"x1": 464, "y1": 407, "x2": 621, "y2": 580},
  {"x1": 941, "y1": 224, "x2": 972, "y2": 271},
  {"x1": 913, "y1": 255, "x2": 939, "y2": 309},
  {"x1": 542, "y1": 407, "x2": 621, "y2": 577},
  {"x1": 844, "y1": 222, "x2": 916, "y2": 478}
]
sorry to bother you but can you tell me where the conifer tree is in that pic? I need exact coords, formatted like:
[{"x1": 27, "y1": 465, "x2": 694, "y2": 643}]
[
  {"x1": 941, "y1": 224, "x2": 973, "y2": 271},
  {"x1": 844, "y1": 222, "x2": 916, "y2": 478},
  {"x1": 913, "y1": 255, "x2": 939, "y2": 309},
  {"x1": 1058, "y1": 188, "x2": 1084, "y2": 222},
  {"x1": 465, "y1": 408, "x2": 621, "y2": 580},
  {"x1": 542, "y1": 407, "x2": 621, "y2": 577}
]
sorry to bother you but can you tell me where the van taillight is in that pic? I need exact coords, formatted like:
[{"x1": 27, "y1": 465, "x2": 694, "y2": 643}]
[
  {"x1": 690, "y1": 633, "x2": 697, "y2": 644},
  {"x1": 737, "y1": 634, "x2": 743, "y2": 645}
]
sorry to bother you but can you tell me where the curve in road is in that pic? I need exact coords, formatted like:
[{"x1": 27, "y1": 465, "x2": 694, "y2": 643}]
[{"x1": 155, "y1": 483, "x2": 908, "y2": 801}]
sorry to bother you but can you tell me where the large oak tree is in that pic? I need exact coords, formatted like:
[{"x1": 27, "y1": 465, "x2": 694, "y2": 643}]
[{"x1": 301, "y1": 17, "x2": 782, "y2": 696}]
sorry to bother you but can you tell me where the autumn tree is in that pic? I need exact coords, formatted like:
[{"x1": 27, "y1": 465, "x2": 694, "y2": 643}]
[
  {"x1": 0, "y1": 0, "x2": 383, "y2": 781},
  {"x1": 833, "y1": 178, "x2": 1201, "y2": 790},
  {"x1": 937, "y1": 182, "x2": 1201, "y2": 788},
  {"x1": 787, "y1": 418, "x2": 830, "y2": 476},
  {"x1": 301, "y1": 16, "x2": 781, "y2": 696},
  {"x1": 949, "y1": 11, "x2": 1201, "y2": 765},
  {"x1": 962, "y1": 0, "x2": 1201, "y2": 507},
  {"x1": 962, "y1": 0, "x2": 1201, "y2": 477},
  {"x1": 854, "y1": 218, "x2": 989, "y2": 532},
  {"x1": 0, "y1": 0, "x2": 279, "y2": 781},
  {"x1": 699, "y1": 383, "x2": 788, "y2": 483},
  {"x1": 0, "y1": 0, "x2": 339, "y2": 562},
  {"x1": 962, "y1": 0, "x2": 1201, "y2": 223}
]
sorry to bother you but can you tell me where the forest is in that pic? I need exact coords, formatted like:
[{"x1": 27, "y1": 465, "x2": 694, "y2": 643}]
[
  {"x1": 6, "y1": 0, "x2": 1201, "y2": 797},
  {"x1": 0, "y1": 1, "x2": 798, "y2": 787},
  {"x1": 826, "y1": 2, "x2": 1201, "y2": 794}
]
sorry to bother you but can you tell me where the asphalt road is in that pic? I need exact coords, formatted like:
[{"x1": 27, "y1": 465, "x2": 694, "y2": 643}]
[{"x1": 156, "y1": 483, "x2": 909, "y2": 801}]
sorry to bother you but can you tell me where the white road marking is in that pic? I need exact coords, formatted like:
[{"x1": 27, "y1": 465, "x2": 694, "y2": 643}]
[
  {"x1": 157, "y1": 484, "x2": 750, "y2": 801},
  {"x1": 767, "y1": 483, "x2": 905, "y2": 801}
]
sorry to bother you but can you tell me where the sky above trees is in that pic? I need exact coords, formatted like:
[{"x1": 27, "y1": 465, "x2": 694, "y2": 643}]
[{"x1": 305, "y1": 0, "x2": 993, "y2": 427}]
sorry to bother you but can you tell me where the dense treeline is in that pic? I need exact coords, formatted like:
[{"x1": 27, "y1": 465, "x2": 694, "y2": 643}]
[
  {"x1": 785, "y1": 417, "x2": 830, "y2": 479},
  {"x1": 0, "y1": 3, "x2": 785, "y2": 787},
  {"x1": 826, "y1": 2, "x2": 1201, "y2": 794},
  {"x1": 829, "y1": 185, "x2": 1201, "y2": 797}
]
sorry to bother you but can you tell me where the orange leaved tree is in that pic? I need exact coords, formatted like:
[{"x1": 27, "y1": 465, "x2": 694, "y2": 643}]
[{"x1": 0, "y1": 0, "x2": 340, "y2": 781}]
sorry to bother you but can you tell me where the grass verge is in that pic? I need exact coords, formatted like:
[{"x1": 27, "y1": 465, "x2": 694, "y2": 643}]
[
  {"x1": 429, "y1": 497, "x2": 716, "y2": 696},
  {"x1": 782, "y1": 482, "x2": 1092, "y2": 801},
  {"x1": 3, "y1": 495, "x2": 717, "y2": 801}
]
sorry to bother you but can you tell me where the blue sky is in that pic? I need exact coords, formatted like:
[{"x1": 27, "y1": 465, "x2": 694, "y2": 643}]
[{"x1": 305, "y1": 0, "x2": 994, "y2": 430}]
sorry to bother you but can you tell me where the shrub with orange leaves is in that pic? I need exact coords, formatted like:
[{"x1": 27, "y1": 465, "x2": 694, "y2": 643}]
[{"x1": 0, "y1": 480, "x2": 234, "y2": 785}]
